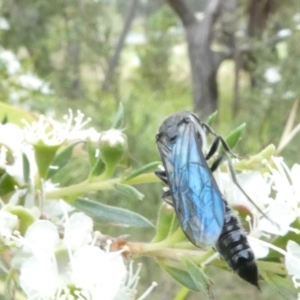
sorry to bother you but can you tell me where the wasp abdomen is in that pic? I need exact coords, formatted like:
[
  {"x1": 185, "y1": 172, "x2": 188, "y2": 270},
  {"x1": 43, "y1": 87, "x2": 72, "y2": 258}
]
[{"x1": 216, "y1": 200, "x2": 259, "y2": 289}]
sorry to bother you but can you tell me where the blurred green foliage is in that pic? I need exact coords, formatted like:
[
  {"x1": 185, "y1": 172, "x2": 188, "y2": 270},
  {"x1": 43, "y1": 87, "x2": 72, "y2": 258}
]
[{"x1": 0, "y1": 0, "x2": 300, "y2": 299}]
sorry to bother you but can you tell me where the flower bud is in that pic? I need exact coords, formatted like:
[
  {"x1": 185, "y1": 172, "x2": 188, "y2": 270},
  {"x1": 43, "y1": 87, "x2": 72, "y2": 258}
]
[
  {"x1": 153, "y1": 202, "x2": 177, "y2": 242},
  {"x1": 4, "y1": 205, "x2": 36, "y2": 235},
  {"x1": 98, "y1": 129, "x2": 127, "y2": 168}
]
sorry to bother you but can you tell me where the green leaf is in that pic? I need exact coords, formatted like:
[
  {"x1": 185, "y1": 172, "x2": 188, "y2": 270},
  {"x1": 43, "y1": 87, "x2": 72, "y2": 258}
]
[
  {"x1": 206, "y1": 111, "x2": 218, "y2": 126},
  {"x1": 159, "y1": 263, "x2": 201, "y2": 292},
  {"x1": 1, "y1": 114, "x2": 8, "y2": 124},
  {"x1": 0, "y1": 173, "x2": 19, "y2": 196},
  {"x1": 125, "y1": 161, "x2": 161, "y2": 181},
  {"x1": 153, "y1": 203, "x2": 176, "y2": 242},
  {"x1": 112, "y1": 102, "x2": 124, "y2": 129},
  {"x1": 183, "y1": 258, "x2": 212, "y2": 298},
  {"x1": 257, "y1": 261, "x2": 287, "y2": 276},
  {"x1": 115, "y1": 183, "x2": 144, "y2": 201},
  {"x1": 72, "y1": 197, "x2": 154, "y2": 227},
  {"x1": 260, "y1": 272, "x2": 296, "y2": 300},
  {"x1": 34, "y1": 143, "x2": 60, "y2": 179},
  {"x1": 22, "y1": 153, "x2": 30, "y2": 186},
  {"x1": 225, "y1": 123, "x2": 246, "y2": 150},
  {"x1": 90, "y1": 156, "x2": 105, "y2": 177},
  {"x1": 0, "y1": 102, "x2": 36, "y2": 126},
  {"x1": 47, "y1": 142, "x2": 80, "y2": 179}
]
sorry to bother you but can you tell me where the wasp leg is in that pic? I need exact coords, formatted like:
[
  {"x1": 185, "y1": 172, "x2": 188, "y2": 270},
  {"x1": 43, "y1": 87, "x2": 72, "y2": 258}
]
[
  {"x1": 162, "y1": 190, "x2": 174, "y2": 206},
  {"x1": 205, "y1": 133, "x2": 276, "y2": 225},
  {"x1": 210, "y1": 155, "x2": 224, "y2": 173},
  {"x1": 202, "y1": 123, "x2": 240, "y2": 159},
  {"x1": 155, "y1": 169, "x2": 169, "y2": 185},
  {"x1": 155, "y1": 169, "x2": 173, "y2": 206},
  {"x1": 224, "y1": 152, "x2": 277, "y2": 226},
  {"x1": 205, "y1": 135, "x2": 220, "y2": 160}
]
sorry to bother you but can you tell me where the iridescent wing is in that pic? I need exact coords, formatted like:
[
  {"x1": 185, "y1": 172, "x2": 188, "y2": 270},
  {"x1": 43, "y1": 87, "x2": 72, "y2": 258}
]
[{"x1": 157, "y1": 113, "x2": 224, "y2": 249}]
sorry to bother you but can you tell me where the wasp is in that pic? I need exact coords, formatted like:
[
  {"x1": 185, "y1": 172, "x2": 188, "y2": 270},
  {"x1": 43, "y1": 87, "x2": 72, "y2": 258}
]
[{"x1": 155, "y1": 111, "x2": 259, "y2": 288}]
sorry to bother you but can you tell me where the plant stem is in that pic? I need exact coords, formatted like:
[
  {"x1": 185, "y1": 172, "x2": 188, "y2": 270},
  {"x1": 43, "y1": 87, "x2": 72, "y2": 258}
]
[
  {"x1": 142, "y1": 228, "x2": 186, "y2": 252},
  {"x1": 45, "y1": 172, "x2": 159, "y2": 200}
]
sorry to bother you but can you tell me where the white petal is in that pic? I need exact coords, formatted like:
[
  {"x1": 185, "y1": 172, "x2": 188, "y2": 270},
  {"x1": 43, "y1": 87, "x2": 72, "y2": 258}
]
[
  {"x1": 72, "y1": 246, "x2": 127, "y2": 299},
  {"x1": 215, "y1": 171, "x2": 271, "y2": 210},
  {"x1": 24, "y1": 220, "x2": 60, "y2": 254},
  {"x1": 19, "y1": 256, "x2": 57, "y2": 299},
  {"x1": 286, "y1": 241, "x2": 300, "y2": 276},
  {"x1": 64, "y1": 212, "x2": 93, "y2": 250},
  {"x1": 258, "y1": 201, "x2": 297, "y2": 235},
  {"x1": 248, "y1": 236, "x2": 269, "y2": 259}
]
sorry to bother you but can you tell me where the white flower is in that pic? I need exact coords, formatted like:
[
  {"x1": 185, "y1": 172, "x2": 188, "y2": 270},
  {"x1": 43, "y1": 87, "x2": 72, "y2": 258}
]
[
  {"x1": 0, "y1": 49, "x2": 21, "y2": 74},
  {"x1": 277, "y1": 29, "x2": 292, "y2": 38},
  {"x1": 0, "y1": 17, "x2": 10, "y2": 30},
  {"x1": 19, "y1": 73, "x2": 52, "y2": 93},
  {"x1": 264, "y1": 67, "x2": 281, "y2": 84},
  {"x1": 285, "y1": 241, "x2": 300, "y2": 289},
  {"x1": 214, "y1": 156, "x2": 300, "y2": 259},
  {"x1": 23, "y1": 110, "x2": 97, "y2": 147},
  {"x1": 15, "y1": 212, "x2": 155, "y2": 300},
  {"x1": 0, "y1": 123, "x2": 37, "y2": 186}
]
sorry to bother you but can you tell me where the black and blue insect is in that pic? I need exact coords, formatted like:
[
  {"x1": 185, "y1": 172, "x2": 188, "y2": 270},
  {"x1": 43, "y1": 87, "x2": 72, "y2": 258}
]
[{"x1": 155, "y1": 111, "x2": 259, "y2": 288}]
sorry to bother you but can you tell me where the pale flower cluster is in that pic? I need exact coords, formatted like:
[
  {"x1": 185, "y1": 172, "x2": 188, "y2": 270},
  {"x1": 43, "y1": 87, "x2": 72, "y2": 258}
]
[
  {"x1": 0, "y1": 111, "x2": 155, "y2": 299},
  {"x1": 215, "y1": 156, "x2": 300, "y2": 291},
  {"x1": 0, "y1": 47, "x2": 52, "y2": 107},
  {"x1": 1, "y1": 210, "x2": 154, "y2": 300},
  {"x1": 264, "y1": 67, "x2": 282, "y2": 84},
  {"x1": 0, "y1": 110, "x2": 99, "y2": 187}
]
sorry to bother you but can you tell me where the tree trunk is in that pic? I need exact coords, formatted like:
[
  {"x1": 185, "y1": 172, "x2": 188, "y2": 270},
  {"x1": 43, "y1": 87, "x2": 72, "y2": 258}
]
[
  {"x1": 186, "y1": 22, "x2": 218, "y2": 118},
  {"x1": 247, "y1": 0, "x2": 276, "y2": 37},
  {"x1": 102, "y1": 0, "x2": 140, "y2": 92},
  {"x1": 167, "y1": 0, "x2": 224, "y2": 119}
]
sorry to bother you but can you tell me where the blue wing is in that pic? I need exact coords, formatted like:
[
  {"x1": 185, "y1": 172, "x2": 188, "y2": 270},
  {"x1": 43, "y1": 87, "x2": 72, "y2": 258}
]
[{"x1": 159, "y1": 118, "x2": 224, "y2": 249}]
